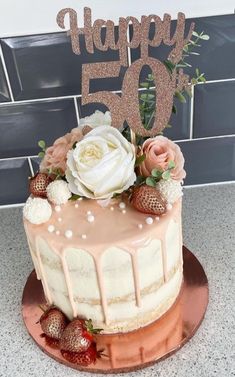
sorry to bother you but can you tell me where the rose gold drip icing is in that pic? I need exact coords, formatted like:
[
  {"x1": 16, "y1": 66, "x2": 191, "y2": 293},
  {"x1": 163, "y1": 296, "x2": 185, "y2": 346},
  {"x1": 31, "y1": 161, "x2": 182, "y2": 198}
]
[
  {"x1": 107, "y1": 343, "x2": 116, "y2": 369},
  {"x1": 160, "y1": 239, "x2": 168, "y2": 282},
  {"x1": 35, "y1": 244, "x2": 53, "y2": 305},
  {"x1": 23, "y1": 199, "x2": 182, "y2": 323},
  {"x1": 60, "y1": 249, "x2": 78, "y2": 318},
  {"x1": 93, "y1": 256, "x2": 109, "y2": 325},
  {"x1": 179, "y1": 217, "x2": 183, "y2": 266},
  {"x1": 130, "y1": 252, "x2": 141, "y2": 307},
  {"x1": 140, "y1": 346, "x2": 145, "y2": 363},
  {"x1": 25, "y1": 231, "x2": 41, "y2": 280}
]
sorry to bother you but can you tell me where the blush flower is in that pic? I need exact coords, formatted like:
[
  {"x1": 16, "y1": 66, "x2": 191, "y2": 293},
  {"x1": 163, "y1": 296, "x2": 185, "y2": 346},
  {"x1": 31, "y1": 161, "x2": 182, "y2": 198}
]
[
  {"x1": 40, "y1": 128, "x2": 83, "y2": 174},
  {"x1": 139, "y1": 136, "x2": 186, "y2": 181}
]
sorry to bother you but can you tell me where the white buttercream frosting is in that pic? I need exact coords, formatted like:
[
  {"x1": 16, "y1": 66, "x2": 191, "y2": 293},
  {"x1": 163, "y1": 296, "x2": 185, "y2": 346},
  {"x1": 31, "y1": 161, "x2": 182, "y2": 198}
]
[
  {"x1": 47, "y1": 180, "x2": 72, "y2": 205},
  {"x1": 23, "y1": 197, "x2": 52, "y2": 224},
  {"x1": 157, "y1": 179, "x2": 183, "y2": 204}
]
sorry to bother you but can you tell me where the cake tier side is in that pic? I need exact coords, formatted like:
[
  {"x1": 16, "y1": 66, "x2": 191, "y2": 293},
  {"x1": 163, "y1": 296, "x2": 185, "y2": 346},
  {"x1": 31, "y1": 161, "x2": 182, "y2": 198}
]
[{"x1": 24, "y1": 199, "x2": 183, "y2": 333}]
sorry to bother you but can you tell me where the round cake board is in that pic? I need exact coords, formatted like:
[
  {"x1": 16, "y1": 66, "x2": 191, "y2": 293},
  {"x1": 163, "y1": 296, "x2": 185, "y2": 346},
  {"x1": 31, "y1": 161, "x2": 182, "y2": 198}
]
[{"x1": 22, "y1": 246, "x2": 208, "y2": 373}]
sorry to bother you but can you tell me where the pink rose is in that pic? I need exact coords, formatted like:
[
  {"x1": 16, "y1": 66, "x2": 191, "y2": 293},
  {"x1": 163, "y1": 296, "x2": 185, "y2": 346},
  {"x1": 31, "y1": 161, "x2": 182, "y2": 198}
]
[
  {"x1": 40, "y1": 128, "x2": 83, "y2": 174},
  {"x1": 139, "y1": 136, "x2": 186, "y2": 181}
]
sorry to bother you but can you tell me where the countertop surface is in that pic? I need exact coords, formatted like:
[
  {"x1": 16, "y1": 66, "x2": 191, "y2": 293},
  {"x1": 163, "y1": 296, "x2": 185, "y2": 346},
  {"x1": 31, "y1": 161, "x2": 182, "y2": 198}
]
[{"x1": 0, "y1": 184, "x2": 234, "y2": 377}]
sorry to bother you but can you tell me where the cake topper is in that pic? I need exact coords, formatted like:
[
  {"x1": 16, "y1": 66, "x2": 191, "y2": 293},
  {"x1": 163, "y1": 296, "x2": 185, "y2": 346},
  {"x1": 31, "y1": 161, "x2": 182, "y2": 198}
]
[{"x1": 57, "y1": 7, "x2": 194, "y2": 136}]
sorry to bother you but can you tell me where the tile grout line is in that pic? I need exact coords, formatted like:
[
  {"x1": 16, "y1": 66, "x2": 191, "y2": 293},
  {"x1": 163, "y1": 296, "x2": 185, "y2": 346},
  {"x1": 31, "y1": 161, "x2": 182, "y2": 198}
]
[
  {"x1": 0, "y1": 155, "x2": 39, "y2": 162},
  {"x1": 0, "y1": 44, "x2": 15, "y2": 101},
  {"x1": 27, "y1": 157, "x2": 35, "y2": 176},
  {"x1": 189, "y1": 85, "x2": 194, "y2": 139},
  {"x1": 184, "y1": 180, "x2": 235, "y2": 188},
  {"x1": 0, "y1": 94, "x2": 83, "y2": 106},
  {"x1": 73, "y1": 97, "x2": 80, "y2": 126},
  {"x1": 176, "y1": 134, "x2": 235, "y2": 142},
  {"x1": 197, "y1": 77, "x2": 235, "y2": 85},
  {"x1": 0, "y1": 77, "x2": 233, "y2": 108}
]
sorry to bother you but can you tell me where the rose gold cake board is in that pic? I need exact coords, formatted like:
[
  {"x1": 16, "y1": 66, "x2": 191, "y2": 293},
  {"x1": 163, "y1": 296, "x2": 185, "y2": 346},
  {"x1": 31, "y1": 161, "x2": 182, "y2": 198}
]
[{"x1": 22, "y1": 246, "x2": 208, "y2": 373}]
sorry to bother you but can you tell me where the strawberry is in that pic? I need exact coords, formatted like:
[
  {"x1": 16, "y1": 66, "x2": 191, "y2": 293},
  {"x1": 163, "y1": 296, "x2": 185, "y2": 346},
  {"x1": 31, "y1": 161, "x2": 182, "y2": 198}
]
[
  {"x1": 131, "y1": 184, "x2": 167, "y2": 215},
  {"x1": 29, "y1": 172, "x2": 52, "y2": 198},
  {"x1": 40, "y1": 307, "x2": 68, "y2": 340},
  {"x1": 61, "y1": 343, "x2": 103, "y2": 366},
  {"x1": 60, "y1": 318, "x2": 102, "y2": 353},
  {"x1": 40, "y1": 333, "x2": 60, "y2": 349}
]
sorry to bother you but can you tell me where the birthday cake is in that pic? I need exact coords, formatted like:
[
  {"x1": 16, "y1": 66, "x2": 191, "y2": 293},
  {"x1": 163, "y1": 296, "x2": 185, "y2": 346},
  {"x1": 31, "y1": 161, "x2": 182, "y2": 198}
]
[
  {"x1": 22, "y1": 6, "x2": 209, "y2": 366},
  {"x1": 23, "y1": 122, "x2": 185, "y2": 333}
]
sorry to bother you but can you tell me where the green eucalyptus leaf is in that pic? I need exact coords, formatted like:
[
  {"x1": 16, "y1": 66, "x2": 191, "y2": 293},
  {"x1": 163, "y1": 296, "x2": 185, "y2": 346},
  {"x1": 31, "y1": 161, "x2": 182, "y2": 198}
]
[
  {"x1": 192, "y1": 31, "x2": 199, "y2": 37},
  {"x1": 162, "y1": 170, "x2": 171, "y2": 180},
  {"x1": 140, "y1": 82, "x2": 149, "y2": 88},
  {"x1": 175, "y1": 91, "x2": 186, "y2": 103},
  {"x1": 135, "y1": 154, "x2": 146, "y2": 166},
  {"x1": 38, "y1": 140, "x2": 46, "y2": 149},
  {"x1": 151, "y1": 168, "x2": 163, "y2": 178},
  {"x1": 69, "y1": 194, "x2": 81, "y2": 201},
  {"x1": 146, "y1": 177, "x2": 156, "y2": 187},
  {"x1": 199, "y1": 34, "x2": 210, "y2": 40},
  {"x1": 163, "y1": 60, "x2": 175, "y2": 73},
  {"x1": 135, "y1": 175, "x2": 146, "y2": 185},
  {"x1": 38, "y1": 151, "x2": 45, "y2": 158},
  {"x1": 168, "y1": 160, "x2": 175, "y2": 169},
  {"x1": 199, "y1": 76, "x2": 206, "y2": 82}
]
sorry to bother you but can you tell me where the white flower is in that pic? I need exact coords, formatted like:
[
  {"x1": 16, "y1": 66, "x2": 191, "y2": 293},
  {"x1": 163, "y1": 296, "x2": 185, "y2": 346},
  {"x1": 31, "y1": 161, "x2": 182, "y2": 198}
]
[
  {"x1": 157, "y1": 179, "x2": 183, "y2": 204},
  {"x1": 79, "y1": 110, "x2": 111, "y2": 129},
  {"x1": 66, "y1": 126, "x2": 136, "y2": 199},
  {"x1": 23, "y1": 197, "x2": 52, "y2": 224},
  {"x1": 46, "y1": 180, "x2": 72, "y2": 205}
]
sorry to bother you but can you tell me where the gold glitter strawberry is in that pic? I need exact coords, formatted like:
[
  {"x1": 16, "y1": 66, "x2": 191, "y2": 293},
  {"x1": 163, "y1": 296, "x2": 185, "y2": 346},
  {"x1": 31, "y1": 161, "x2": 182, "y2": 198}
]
[
  {"x1": 131, "y1": 185, "x2": 167, "y2": 215},
  {"x1": 29, "y1": 172, "x2": 52, "y2": 198},
  {"x1": 40, "y1": 307, "x2": 68, "y2": 340},
  {"x1": 60, "y1": 318, "x2": 102, "y2": 353}
]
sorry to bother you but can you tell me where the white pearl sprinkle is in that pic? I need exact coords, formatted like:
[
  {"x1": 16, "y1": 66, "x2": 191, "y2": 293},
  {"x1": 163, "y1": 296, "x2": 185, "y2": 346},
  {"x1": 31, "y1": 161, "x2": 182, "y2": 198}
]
[
  {"x1": 167, "y1": 203, "x2": 173, "y2": 211},
  {"x1": 145, "y1": 217, "x2": 153, "y2": 225},
  {"x1": 78, "y1": 197, "x2": 83, "y2": 201},
  {"x1": 58, "y1": 217, "x2": 62, "y2": 222},
  {"x1": 138, "y1": 224, "x2": 143, "y2": 229},
  {"x1": 82, "y1": 234, "x2": 87, "y2": 239},
  {"x1": 119, "y1": 202, "x2": 126, "y2": 209},
  {"x1": 110, "y1": 206, "x2": 114, "y2": 211},
  {"x1": 65, "y1": 230, "x2": 73, "y2": 238},
  {"x1": 155, "y1": 216, "x2": 160, "y2": 221},
  {"x1": 75, "y1": 203, "x2": 79, "y2": 208},
  {"x1": 55, "y1": 230, "x2": 60, "y2": 236},
  {"x1": 122, "y1": 209, "x2": 126, "y2": 214},
  {"x1": 55, "y1": 205, "x2": 61, "y2": 212},
  {"x1": 87, "y1": 210, "x2": 92, "y2": 215},
  {"x1": 47, "y1": 225, "x2": 55, "y2": 233},
  {"x1": 87, "y1": 214, "x2": 95, "y2": 223}
]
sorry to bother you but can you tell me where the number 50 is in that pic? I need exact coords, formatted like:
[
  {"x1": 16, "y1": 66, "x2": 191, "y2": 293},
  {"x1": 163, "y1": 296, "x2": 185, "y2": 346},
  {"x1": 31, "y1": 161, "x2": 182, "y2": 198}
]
[{"x1": 81, "y1": 57, "x2": 174, "y2": 137}]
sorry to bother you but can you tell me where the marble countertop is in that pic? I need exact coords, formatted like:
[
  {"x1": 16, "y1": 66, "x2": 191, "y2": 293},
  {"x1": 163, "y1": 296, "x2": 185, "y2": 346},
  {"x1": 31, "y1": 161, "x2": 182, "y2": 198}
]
[{"x1": 0, "y1": 184, "x2": 234, "y2": 377}]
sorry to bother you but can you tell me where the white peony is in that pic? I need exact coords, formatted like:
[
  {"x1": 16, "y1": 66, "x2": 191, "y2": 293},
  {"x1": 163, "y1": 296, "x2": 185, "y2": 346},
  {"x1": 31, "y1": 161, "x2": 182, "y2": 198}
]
[
  {"x1": 66, "y1": 126, "x2": 136, "y2": 199},
  {"x1": 157, "y1": 179, "x2": 183, "y2": 204},
  {"x1": 23, "y1": 197, "x2": 52, "y2": 224},
  {"x1": 79, "y1": 110, "x2": 111, "y2": 129},
  {"x1": 46, "y1": 180, "x2": 72, "y2": 205}
]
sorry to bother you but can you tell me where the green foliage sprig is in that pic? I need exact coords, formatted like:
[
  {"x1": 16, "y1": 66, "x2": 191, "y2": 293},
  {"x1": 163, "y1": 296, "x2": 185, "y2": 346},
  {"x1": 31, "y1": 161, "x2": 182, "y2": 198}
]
[
  {"x1": 145, "y1": 161, "x2": 175, "y2": 187},
  {"x1": 38, "y1": 140, "x2": 46, "y2": 158},
  {"x1": 121, "y1": 30, "x2": 209, "y2": 145}
]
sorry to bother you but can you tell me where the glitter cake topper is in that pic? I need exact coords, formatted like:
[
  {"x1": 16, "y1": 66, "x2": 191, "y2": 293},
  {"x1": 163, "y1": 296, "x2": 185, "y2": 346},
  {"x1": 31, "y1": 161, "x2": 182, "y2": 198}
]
[{"x1": 57, "y1": 7, "x2": 194, "y2": 136}]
